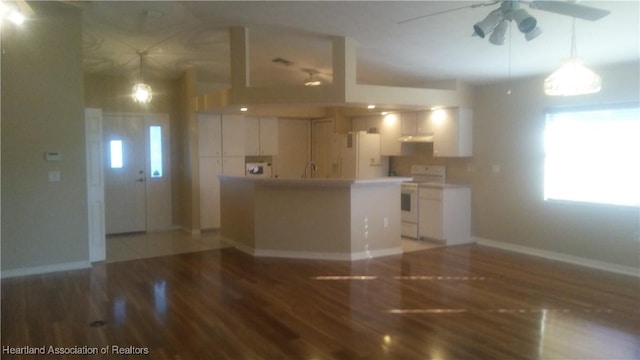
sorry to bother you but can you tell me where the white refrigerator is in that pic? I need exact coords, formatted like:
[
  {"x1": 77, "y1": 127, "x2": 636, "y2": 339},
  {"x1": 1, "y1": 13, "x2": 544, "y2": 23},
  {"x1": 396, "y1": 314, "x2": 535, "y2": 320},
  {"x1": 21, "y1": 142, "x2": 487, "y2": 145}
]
[{"x1": 330, "y1": 132, "x2": 389, "y2": 179}]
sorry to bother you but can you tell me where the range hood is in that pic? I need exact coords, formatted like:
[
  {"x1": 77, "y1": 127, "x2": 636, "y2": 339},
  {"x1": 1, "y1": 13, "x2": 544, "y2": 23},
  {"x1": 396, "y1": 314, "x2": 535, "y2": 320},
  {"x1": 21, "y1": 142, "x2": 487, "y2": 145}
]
[{"x1": 397, "y1": 134, "x2": 434, "y2": 143}]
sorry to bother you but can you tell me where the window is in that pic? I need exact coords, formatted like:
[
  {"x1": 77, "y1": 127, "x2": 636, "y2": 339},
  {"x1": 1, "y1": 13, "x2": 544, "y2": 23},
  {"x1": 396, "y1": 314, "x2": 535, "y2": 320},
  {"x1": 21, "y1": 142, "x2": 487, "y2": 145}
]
[
  {"x1": 149, "y1": 126, "x2": 163, "y2": 178},
  {"x1": 109, "y1": 140, "x2": 123, "y2": 169},
  {"x1": 544, "y1": 105, "x2": 640, "y2": 207}
]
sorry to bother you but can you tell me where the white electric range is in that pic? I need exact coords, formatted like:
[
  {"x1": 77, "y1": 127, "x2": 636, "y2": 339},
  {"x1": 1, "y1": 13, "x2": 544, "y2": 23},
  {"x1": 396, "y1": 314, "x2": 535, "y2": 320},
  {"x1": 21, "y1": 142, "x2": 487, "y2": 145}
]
[{"x1": 400, "y1": 165, "x2": 446, "y2": 239}]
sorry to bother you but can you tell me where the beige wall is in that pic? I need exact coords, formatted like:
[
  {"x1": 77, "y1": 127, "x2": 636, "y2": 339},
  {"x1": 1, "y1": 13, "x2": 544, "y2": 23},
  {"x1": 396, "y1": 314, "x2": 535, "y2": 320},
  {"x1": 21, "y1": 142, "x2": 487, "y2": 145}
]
[
  {"x1": 391, "y1": 61, "x2": 640, "y2": 269},
  {"x1": 1, "y1": 3, "x2": 88, "y2": 271}
]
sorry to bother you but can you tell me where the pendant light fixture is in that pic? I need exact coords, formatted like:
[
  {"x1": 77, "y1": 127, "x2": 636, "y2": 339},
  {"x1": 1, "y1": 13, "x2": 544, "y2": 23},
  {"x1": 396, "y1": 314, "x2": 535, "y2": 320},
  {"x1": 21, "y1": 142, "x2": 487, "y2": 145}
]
[
  {"x1": 303, "y1": 69, "x2": 321, "y2": 86},
  {"x1": 132, "y1": 51, "x2": 152, "y2": 103},
  {"x1": 544, "y1": 18, "x2": 601, "y2": 96}
]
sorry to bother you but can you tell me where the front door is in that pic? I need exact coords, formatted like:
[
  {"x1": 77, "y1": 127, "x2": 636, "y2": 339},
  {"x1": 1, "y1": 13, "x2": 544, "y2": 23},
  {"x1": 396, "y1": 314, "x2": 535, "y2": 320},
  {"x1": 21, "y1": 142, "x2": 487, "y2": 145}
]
[{"x1": 103, "y1": 114, "x2": 147, "y2": 234}]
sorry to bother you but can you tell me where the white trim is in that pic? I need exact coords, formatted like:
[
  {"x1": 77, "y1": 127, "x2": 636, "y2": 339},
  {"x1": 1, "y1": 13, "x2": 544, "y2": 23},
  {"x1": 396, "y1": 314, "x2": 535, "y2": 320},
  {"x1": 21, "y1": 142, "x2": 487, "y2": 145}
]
[
  {"x1": 474, "y1": 237, "x2": 640, "y2": 278},
  {"x1": 1, "y1": 261, "x2": 91, "y2": 279},
  {"x1": 254, "y1": 247, "x2": 402, "y2": 261},
  {"x1": 223, "y1": 237, "x2": 402, "y2": 261}
]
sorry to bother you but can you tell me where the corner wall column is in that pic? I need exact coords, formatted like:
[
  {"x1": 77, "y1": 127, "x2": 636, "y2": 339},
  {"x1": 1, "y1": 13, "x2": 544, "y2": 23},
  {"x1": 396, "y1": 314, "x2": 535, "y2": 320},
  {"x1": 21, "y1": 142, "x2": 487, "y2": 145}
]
[{"x1": 230, "y1": 27, "x2": 250, "y2": 89}]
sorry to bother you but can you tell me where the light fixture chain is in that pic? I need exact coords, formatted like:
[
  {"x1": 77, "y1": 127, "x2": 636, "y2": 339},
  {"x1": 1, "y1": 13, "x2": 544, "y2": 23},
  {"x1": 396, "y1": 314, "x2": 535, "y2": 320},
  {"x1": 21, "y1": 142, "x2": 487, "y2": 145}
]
[{"x1": 570, "y1": 17, "x2": 577, "y2": 58}]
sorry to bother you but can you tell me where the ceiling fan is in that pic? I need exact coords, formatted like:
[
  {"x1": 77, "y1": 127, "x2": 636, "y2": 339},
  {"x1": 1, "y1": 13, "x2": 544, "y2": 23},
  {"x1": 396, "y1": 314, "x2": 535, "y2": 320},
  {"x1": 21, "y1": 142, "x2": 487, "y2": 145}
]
[{"x1": 399, "y1": 1, "x2": 611, "y2": 45}]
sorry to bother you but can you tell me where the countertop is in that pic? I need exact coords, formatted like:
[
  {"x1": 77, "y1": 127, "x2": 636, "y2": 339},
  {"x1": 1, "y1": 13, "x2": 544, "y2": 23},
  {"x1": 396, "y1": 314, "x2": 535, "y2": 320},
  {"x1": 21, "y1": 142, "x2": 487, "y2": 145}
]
[
  {"x1": 418, "y1": 182, "x2": 471, "y2": 189},
  {"x1": 219, "y1": 176, "x2": 412, "y2": 188}
]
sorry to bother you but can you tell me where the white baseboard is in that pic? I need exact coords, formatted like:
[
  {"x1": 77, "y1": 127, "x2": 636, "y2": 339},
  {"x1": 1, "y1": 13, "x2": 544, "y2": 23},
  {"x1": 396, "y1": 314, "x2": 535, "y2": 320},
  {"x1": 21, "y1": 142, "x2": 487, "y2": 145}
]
[
  {"x1": 254, "y1": 247, "x2": 403, "y2": 261},
  {"x1": 1, "y1": 261, "x2": 91, "y2": 279},
  {"x1": 223, "y1": 237, "x2": 402, "y2": 261},
  {"x1": 474, "y1": 237, "x2": 639, "y2": 277}
]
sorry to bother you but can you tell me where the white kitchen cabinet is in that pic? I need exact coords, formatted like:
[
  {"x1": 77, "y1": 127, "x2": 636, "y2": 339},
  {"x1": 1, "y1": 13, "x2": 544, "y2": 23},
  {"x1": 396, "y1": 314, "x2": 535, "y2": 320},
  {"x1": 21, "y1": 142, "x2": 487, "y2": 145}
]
[
  {"x1": 379, "y1": 113, "x2": 415, "y2": 156},
  {"x1": 415, "y1": 110, "x2": 434, "y2": 134},
  {"x1": 221, "y1": 115, "x2": 245, "y2": 156},
  {"x1": 245, "y1": 116, "x2": 279, "y2": 156},
  {"x1": 198, "y1": 114, "x2": 222, "y2": 157},
  {"x1": 400, "y1": 111, "x2": 417, "y2": 135},
  {"x1": 418, "y1": 186, "x2": 471, "y2": 245},
  {"x1": 199, "y1": 156, "x2": 223, "y2": 229},
  {"x1": 431, "y1": 107, "x2": 473, "y2": 157}
]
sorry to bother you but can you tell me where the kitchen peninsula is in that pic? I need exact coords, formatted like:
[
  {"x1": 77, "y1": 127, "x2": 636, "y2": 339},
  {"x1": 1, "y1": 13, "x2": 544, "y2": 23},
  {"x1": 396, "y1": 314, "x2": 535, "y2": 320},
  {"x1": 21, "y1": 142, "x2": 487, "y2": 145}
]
[{"x1": 219, "y1": 176, "x2": 410, "y2": 260}]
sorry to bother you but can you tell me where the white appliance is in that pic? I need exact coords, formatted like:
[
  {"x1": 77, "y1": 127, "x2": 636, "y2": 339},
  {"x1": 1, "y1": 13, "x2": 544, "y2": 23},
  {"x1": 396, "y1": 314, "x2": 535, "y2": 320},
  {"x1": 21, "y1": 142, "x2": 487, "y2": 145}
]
[
  {"x1": 245, "y1": 162, "x2": 272, "y2": 178},
  {"x1": 401, "y1": 165, "x2": 446, "y2": 239},
  {"x1": 330, "y1": 131, "x2": 388, "y2": 179}
]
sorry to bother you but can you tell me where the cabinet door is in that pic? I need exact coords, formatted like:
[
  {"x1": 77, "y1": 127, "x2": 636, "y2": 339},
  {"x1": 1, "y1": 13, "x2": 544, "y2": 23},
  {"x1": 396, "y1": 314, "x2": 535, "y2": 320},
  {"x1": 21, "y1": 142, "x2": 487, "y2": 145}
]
[
  {"x1": 222, "y1": 156, "x2": 245, "y2": 176},
  {"x1": 244, "y1": 116, "x2": 260, "y2": 156},
  {"x1": 418, "y1": 196, "x2": 443, "y2": 240},
  {"x1": 432, "y1": 108, "x2": 458, "y2": 157},
  {"x1": 199, "y1": 157, "x2": 222, "y2": 229},
  {"x1": 222, "y1": 115, "x2": 245, "y2": 156},
  {"x1": 415, "y1": 110, "x2": 433, "y2": 134},
  {"x1": 259, "y1": 117, "x2": 279, "y2": 155},
  {"x1": 380, "y1": 113, "x2": 401, "y2": 156},
  {"x1": 198, "y1": 114, "x2": 222, "y2": 157},
  {"x1": 432, "y1": 108, "x2": 473, "y2": 157},
  {"x1": 400, "y1": 112, "x2": 417, "y2": 135}
]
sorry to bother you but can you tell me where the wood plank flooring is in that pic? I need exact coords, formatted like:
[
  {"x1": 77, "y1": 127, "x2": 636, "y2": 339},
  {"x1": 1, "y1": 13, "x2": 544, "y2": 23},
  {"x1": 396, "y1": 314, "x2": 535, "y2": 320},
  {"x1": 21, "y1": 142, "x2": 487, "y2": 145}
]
[{"x1": 2, "y1": 244, "x2": 639, "y2": 359}]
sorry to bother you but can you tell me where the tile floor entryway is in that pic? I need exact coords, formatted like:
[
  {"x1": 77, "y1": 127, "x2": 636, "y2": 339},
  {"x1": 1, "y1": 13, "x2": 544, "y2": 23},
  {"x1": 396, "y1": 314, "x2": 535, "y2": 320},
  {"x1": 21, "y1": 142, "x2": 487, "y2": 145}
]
[
  {"x1": 106, "y1": 230, "x2": 232, "y2": 263},
  {"x1": 106, "y1": 230, "x2": 442, "y2": 263}
]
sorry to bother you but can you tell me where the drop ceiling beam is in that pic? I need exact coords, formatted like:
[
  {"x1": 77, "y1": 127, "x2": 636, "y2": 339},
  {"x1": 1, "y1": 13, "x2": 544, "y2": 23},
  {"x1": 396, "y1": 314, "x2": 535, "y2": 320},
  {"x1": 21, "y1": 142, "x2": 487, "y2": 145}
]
[
  {"x1": 229, "y1": 27, "x2": 250, "y2": 89},
  {"x1": 195, "y1": 27, "x2": 472, "y2": 113}
]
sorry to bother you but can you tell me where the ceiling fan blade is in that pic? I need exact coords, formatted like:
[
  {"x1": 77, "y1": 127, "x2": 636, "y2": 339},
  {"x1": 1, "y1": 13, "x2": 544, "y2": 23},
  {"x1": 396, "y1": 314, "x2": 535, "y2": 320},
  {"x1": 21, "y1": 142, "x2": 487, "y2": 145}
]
[
  {"x1": 529, "y1": 1, "x2": 611, "y2": 21},
  {"x1": 398, "y1": 1, "x2": 500, "y2": 24}
]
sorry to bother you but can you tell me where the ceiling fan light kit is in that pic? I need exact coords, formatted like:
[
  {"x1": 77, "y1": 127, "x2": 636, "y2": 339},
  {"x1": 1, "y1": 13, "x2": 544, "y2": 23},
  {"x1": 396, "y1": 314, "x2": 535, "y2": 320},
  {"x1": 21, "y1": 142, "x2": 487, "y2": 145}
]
[
  {"x1": 489, "y1": 19, "x2": 509, "y2": 45},
  {"x1": 473, "y1": 2, "x2": 541, "y2": 44}
]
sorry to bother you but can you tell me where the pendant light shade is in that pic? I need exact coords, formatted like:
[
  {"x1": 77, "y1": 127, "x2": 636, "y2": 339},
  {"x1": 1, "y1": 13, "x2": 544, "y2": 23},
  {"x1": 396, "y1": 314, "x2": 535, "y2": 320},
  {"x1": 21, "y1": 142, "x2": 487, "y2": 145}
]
[
  {"x1": 544, "y1": 59, "x2": 601, "y2": 96},
  {"x1": 132, "y1": 51, "x2": 152, "y2": 103},
  {"x1": 544, "y1": 19, "x2": 601, "y2": 96}
]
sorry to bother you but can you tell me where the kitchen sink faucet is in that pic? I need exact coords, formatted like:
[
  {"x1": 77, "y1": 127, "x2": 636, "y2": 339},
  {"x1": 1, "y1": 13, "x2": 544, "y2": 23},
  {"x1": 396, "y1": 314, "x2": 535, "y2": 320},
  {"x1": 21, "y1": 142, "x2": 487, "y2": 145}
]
[{"x1": 301, "y1": 161, "x2": 317, "y2": 178}]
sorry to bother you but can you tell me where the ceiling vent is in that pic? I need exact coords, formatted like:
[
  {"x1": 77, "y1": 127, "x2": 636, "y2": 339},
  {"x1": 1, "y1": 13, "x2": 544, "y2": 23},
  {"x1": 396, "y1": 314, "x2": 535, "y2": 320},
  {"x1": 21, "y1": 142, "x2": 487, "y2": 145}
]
[{"x1": 272, "y1": 57, "x2": 294, "y2": 66}]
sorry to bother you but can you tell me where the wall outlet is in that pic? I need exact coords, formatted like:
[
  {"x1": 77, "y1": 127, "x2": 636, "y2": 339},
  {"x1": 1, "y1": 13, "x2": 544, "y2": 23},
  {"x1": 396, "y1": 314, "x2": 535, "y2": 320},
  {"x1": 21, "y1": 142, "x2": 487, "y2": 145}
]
[
  {"x1": 48, "y1": 171, "x2": 60, "y2": 182},
  {"x1": 383, "y1": 217, "x2": 389, "y2": 228}
]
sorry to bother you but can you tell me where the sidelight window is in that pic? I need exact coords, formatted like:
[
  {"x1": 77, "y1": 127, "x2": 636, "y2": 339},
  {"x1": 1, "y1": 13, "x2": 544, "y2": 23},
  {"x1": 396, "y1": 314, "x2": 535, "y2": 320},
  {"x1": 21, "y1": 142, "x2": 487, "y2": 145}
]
[
  {"x1": 110, "y1": 140, "x2": 123, "y2": 169},
  {"x1": 149, "y1": 126, "x2": 163, "y2": 178}
]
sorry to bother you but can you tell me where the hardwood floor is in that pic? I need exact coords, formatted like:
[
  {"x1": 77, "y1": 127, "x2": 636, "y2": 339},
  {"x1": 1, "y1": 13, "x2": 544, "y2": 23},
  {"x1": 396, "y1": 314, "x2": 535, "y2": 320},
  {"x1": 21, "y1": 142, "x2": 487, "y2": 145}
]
[{"x1": 2, "y1": 244, "x2": 639, "y2": 359}]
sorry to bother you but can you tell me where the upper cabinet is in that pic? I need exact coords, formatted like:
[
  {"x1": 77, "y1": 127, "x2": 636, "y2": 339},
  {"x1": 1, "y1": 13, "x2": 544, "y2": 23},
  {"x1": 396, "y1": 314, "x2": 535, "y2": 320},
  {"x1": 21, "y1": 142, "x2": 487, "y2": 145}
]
[
  {"x1": 244, "y1": 116, "x2": 279, "y2": 156},
  {"x1": 351, "y1": 107, "x2": 473, "y2": 158},
  {"x1": 198, "y1": 114, "x2": 222, "y2": 157},
  {"x1": 380, "y1": 113, "x2": 415, "y2": 156},
  {"x1": 431, "y1": 107, "x2": 473, "y2": 157},
  {"x1": 221, "y1": 115, "x2": 245, "y2": 156}
]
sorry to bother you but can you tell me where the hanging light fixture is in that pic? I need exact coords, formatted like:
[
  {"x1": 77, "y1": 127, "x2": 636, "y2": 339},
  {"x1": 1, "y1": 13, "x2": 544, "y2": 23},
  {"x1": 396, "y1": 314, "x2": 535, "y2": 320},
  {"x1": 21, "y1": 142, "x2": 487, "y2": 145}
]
[
  {"x1": 132, "y1": 51, "x2": 152, "y2": 103},
  {"x1": 303, "y1": 69, "x2": 321, "y2": 86},
  {"x1": 544, "y1": 18, "x2": 601, "y2": 96}
]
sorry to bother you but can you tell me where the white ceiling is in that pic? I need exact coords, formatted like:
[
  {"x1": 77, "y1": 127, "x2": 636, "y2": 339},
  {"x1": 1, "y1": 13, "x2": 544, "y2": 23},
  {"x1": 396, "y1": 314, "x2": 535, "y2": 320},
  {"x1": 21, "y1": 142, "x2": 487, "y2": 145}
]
[{"x1": 79, "y1": 1, "x2": 640, "y2": 89}]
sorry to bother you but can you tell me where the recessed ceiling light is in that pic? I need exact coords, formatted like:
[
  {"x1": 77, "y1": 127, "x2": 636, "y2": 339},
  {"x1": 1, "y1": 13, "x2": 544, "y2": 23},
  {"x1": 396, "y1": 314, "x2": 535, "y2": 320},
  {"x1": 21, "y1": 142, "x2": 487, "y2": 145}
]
[
  {"x1": 240, "y1": 107, "x2": 248, "y2": 112},
  {"x1": 367, "y1": 105, "x2": 376, "y2": 109}
]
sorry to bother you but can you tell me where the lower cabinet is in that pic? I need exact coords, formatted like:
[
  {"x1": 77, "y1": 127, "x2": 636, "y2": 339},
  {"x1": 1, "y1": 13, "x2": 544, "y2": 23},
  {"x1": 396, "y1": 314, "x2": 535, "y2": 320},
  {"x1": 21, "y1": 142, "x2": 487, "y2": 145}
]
[
  {"x1": 199, "y1": 157, "x2": 223, "y2": 229},
  {"x1": 199, "y1": 156, "x2": 246, "y2": 230},
  {"x1": 418, "y1": 186, "x2": 471, "y2": 245}
]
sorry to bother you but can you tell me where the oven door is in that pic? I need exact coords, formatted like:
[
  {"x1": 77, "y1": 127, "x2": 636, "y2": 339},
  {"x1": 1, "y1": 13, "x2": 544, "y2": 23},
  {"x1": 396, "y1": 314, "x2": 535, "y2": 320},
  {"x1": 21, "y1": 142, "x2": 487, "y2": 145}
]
[{"x1": 401, "y1": 185, "x2": 418, "y2": 223}]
